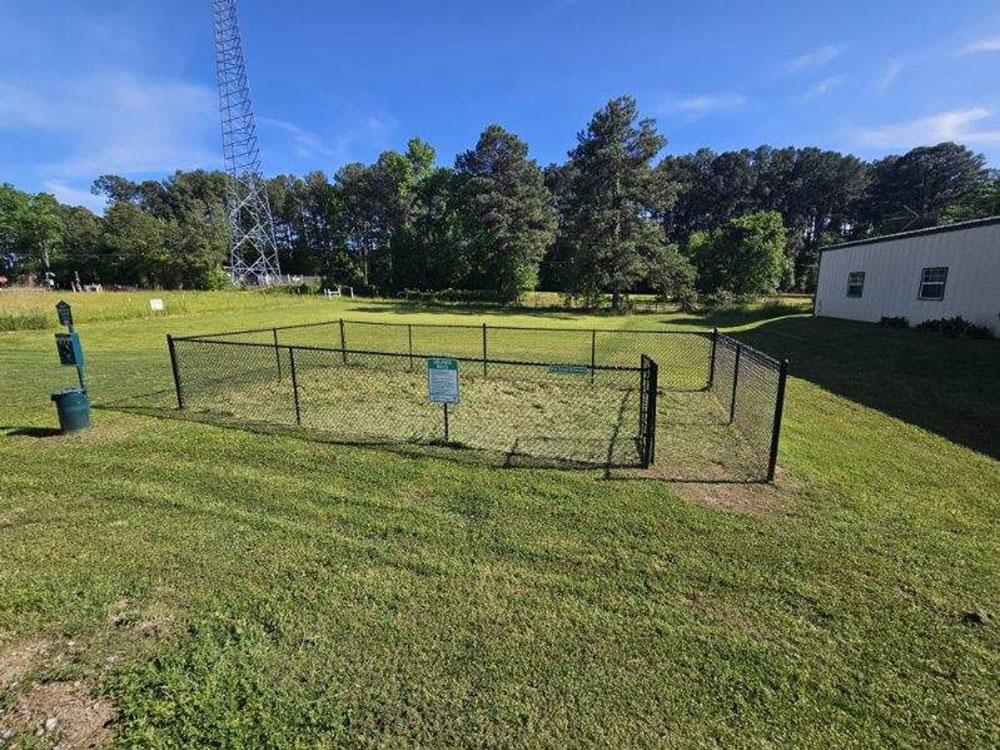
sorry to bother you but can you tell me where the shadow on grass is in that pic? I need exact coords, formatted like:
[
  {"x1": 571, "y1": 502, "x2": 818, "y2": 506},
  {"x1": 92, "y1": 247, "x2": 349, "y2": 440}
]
[
  {"x1": 663, "y1": 304, "x2": 809, "y2": 329},
  {"x1": 738, "y1": 316, "x2": 1000, "y2": 460},
  {"x1": 95, "y1": 393, "x2": 769, "y2": 485},
  {"x1": 94, "y1": 402, "x2": 647, "y2": 474},
  {"x1": 1, "y1": 425, "x2": 62, "y2": 438},
  {"x1": 348, "y1": 302, "x2": 638, "y2": 322}
]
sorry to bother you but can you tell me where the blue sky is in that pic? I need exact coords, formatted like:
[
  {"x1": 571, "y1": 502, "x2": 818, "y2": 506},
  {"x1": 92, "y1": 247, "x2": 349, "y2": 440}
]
[{"x1": 2, "y1": 0, "x2": 999, "y2": 212}]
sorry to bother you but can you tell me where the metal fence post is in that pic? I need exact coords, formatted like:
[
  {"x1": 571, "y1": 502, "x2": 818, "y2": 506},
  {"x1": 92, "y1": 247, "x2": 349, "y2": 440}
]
[
  {"x1": 289, "y1": 346, "x2": 301, "y2": 426},
  {"x1": 273, "y1": 327, "x2": 282, "y2": 381},
  {"x1": 729, "y1": 344, "x2": 742, "y2": 424},
  {"x1": 482, "y1": 322, "x2": 488, "y2": 377},
  {"x1": 591, "y1": 329, "x2": 597, "y2": 384},
  {"x1": 708, "y1": 328, "x2": 718, "y2": 389},
  {"x1": 408, "y1": 324, "x2": 414, "y2": 371},
  {"x1": 166, "y1": 334, "x2": 184, "y2": 410},
  {"x1": 638, "y1": 355, "x2": 648, "y2": 449},
  {"x1": 767, "y1": 359, "x2": 789, "y2": 482},
  {"x1": 646, "y1": 358, "x2": 658, "y2": 466},
  {"x1": 339, "y1": 318, "x2": 347, "y2": 364}
]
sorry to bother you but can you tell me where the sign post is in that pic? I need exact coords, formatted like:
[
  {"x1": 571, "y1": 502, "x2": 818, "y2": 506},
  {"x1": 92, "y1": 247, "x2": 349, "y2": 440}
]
[
  {"x1": 50, "y1": 301, "x2": 91, "y2": 433},
  {"x1": 54, "y1": 301, "x2": 85, "y2": 391},
  {"x1": 427, "y1": 357, "x2": 459, "y2": 442}
]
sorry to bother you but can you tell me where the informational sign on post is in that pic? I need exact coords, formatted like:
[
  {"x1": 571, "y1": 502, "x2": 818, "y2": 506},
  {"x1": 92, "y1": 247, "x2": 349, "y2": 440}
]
[
  {"x1": 55, "y1": 332, "x2": 85, "y2": 367},
  {"x1": 52, "y1": 300, "x2": 87, "y2": 397},
  {"x1": 427, "y1": 358, "x2": 459, "y2": 404}
]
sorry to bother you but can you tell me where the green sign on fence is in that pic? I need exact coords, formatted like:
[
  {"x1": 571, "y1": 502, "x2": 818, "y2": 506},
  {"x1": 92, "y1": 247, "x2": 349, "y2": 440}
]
[
  {"x1": 427, "y1": 358, "x2": 460, "y2": 404},
  {"x1": 547, "y1": 363, "x2": 590, "y2": 376}
]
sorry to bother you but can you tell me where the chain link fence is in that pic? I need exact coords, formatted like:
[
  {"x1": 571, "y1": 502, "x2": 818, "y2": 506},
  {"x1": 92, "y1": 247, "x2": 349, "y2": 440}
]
[
  {"x1": 187, "y1": 319, "x2": 713, "y2": 391},
  {"x1": 708, "y1": 333, "x2": 788, "y2": 480},
  {"x1": 168, "y1": 320, "x2": 787, "y2": 480},
  {"x1": 167, "y1": 339, "x2": 656, "y2": 469}
]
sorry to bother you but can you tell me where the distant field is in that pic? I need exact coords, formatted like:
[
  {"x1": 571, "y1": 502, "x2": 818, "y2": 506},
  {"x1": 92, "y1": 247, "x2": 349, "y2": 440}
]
[
  {"x1": 0, "y1": 287, "x2": 811, "y2": 331},
  {"x1": 0, "y1": 291, "x2": 997, "y2": 747},
  {"x1": 0, "y1": 288, "x2": 323, "y2": 330}
]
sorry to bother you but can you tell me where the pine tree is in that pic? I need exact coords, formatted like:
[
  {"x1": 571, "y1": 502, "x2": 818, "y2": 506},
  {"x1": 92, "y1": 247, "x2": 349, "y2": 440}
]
[
  {"x1": 455, "y1": 125, "x2": 556, "y2": 301},
  {"x1": 559, "y1": 96, "x2": 668, "y2": 308}
]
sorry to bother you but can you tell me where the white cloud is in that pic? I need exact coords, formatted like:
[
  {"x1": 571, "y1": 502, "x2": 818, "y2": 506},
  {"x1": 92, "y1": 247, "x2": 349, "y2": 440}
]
[
  {"x1": 876, "y1": 58, "x2": 905, "y2": 93},
  {"x1": 260, "y1": 114, "x2": 395, "y2": 165},
  {"x1": 42, "y1": 180, "x2": 107, "y2": 213},
  {"x1": 259, "y1": 117, "x2": 341, "y2": 159},
  {"x1": 0, "y1": 70, "x2": 218, "y2": 211},
  {"x1": 853, "y1": 107, "x2": 1000, "y2": 148},
  {"x1": 784, "y1": 44, "x2": 843, "y2": 73},
  {"x1": 958, "y1": 36, "x2": 1000, "y2": 55},
  {"x1": 0, "y1": 83, "x2": 56, "y2": 129},
  {"x1": 800, "y1": 75, "x2": 846, "y2": 101},
  {"x1": 0, "y1": 73, "x2": 218, "y2": 175},
  {"x1": 659, "y1": 93, "x2": 747, "y2": 115}
]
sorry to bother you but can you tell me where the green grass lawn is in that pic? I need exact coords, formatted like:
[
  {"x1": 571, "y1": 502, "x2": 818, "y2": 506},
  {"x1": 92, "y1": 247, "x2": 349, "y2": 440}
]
[{"x1": 1, "y1": 292, "x2": 997, "y2": 747}]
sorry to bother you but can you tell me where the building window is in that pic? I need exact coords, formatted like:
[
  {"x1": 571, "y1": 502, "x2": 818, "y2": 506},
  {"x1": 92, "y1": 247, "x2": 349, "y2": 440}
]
[
  {"x1": 846, "y1": 271, "x2": 865, "y2": 298},
  {"x1": 918, "y1": 267, "x2": 948, "y2": 300}
]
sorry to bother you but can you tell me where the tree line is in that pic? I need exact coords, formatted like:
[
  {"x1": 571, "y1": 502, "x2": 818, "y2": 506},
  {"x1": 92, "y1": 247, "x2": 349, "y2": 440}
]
[{"x1": 2, "y1": 95, "x2": 997, "y2": 305}]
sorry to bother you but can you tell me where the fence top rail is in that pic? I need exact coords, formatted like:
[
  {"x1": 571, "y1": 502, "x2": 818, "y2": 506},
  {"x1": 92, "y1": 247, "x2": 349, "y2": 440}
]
[
  {"x1": 716, "y1": 332, "x2": 783, "y2": 369},
  {"x1": 172, "y1": 336, "x2": 645, "y2": 373},
  {"x1": 172, "y1": 318, "x2": 712, "y2": 342},
  {"x1": 173, "y1": 319, "x2": 340, "y2": 341}
]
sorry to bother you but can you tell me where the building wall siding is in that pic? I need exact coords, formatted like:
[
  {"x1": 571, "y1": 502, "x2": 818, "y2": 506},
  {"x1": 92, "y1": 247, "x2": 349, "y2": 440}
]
[{"x1": 814, "y1": 224, "x2": 1000, "y2": 334}]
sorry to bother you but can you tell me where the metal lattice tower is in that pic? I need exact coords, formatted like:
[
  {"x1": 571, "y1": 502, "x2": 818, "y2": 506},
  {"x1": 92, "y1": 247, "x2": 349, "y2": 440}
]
[{"x1": 212, "y1": 0, "x2": 281, "y2": 286}]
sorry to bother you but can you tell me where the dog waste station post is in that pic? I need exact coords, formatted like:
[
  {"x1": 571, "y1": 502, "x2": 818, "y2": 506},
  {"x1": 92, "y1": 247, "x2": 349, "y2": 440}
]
[
  {"x1": 50, "y1": 300, "x2": 91, "y2": 433},
  {"x1": 426, "y1": 357, "x2": 460, "y2": 442}
]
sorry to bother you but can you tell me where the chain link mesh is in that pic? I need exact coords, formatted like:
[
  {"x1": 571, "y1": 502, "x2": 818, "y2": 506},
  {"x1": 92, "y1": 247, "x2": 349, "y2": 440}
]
[
  {"x1": 171, "y1": 321, "x2": 785, "y2": 479},
  {"x1": 707, "y1": 334, "x2": 784, "y2": 480},
  {"x1": 172, "y1": 340, "x2": 650, "y2": 468},
  {"x1": 178, "y1": 320, "x2": 713, "y2": 389}
]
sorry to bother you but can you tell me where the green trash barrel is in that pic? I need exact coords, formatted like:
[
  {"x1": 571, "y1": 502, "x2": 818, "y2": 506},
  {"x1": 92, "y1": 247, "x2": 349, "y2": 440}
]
[{"x1": 51, "y1": 387, "x2": 91, "y2": 433}]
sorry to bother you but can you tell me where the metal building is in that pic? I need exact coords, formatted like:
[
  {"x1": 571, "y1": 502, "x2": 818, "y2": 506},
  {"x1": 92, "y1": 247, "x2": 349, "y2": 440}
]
[{"x1": 814, "y1": 217, "x2": 1000, "y2": 335}]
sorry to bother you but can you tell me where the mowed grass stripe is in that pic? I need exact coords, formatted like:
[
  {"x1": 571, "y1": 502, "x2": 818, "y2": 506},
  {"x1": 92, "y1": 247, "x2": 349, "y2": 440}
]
[{"x1": 0, "y1": 292, "x2": 997, "y2": 746}]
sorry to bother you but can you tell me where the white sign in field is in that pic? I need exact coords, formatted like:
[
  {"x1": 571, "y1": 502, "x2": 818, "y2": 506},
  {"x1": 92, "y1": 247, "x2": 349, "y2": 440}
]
[
  {"x1": 149, "y1": 298, "x2": 165, "y2": 312},
  {"x1": 426, "y1": 358, "x2": 460, "y2": 404}
]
